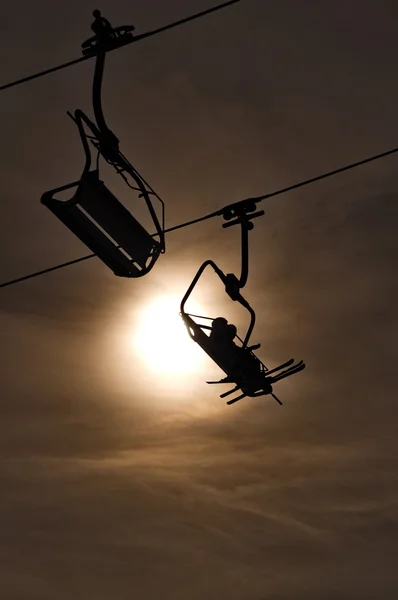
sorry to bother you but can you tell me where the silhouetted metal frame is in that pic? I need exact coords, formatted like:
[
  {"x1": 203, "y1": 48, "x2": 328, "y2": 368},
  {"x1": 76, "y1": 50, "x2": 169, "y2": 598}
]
[
  {"x1": 220, "y1": 200, "x2": 265, "y2": 290},
  {"x1": 89, "y1": 46, "x2": 166, "y2": 251},
  {"x1": 180, "y1": 259, "x2": 256, "y2": 349},
  {"x1": 180, "y1": 260, "x2": 307, "y2": 405},
  {"x1": 41, "y1": 97, "x2": 165, "y2": 277},
  {"x1": 69, "y1": 105, "x2": 166, "y2": 251},
  {"x1": 41, "y1": 31, "x2": 167, "y2": 278},
  {"x1": 92, "y1": 49, "x2": 119, "y2": 148}
]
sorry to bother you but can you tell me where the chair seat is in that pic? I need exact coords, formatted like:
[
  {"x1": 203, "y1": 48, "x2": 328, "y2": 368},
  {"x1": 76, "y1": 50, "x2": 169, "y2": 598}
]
[{"x1": 41, "y1": 170, "x2": 161, "y2": 278}]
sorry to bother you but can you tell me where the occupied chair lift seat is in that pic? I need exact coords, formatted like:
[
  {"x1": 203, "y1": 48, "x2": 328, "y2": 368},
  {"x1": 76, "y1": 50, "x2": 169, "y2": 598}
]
[
  {"x1": 41, "y1": 170, "x2": 161, "y2": 278},
  {"x1": 182, "y1": 313, "x2": 271, "y2": 397}
]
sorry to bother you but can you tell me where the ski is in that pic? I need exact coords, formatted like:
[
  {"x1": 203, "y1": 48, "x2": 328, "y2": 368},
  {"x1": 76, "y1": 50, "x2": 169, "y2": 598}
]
[
  {"x1": 264, "y1": 358, "x2": 295, "y2": 377},
  {"x1": 271, "y1": 362, "x2": 306, "y2": 382},
  {"x1": 220, "y1": 386, "x2": 239, "y2": 398},
  {"x1": 226, "y1": 392, "x2": 247, "y2": 405}
]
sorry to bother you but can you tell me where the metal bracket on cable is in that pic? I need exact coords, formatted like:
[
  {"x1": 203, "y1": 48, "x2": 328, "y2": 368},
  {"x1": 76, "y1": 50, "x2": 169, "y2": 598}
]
[
  {"x1": 216, "y1": 198, "x2": 265, "y2": 297},
  {"x1": 219, "y1": 198, "x2": 265, "y2": 229},
  {"x1": 81, "y1": 10, "x2": 136, "y2": 58}
]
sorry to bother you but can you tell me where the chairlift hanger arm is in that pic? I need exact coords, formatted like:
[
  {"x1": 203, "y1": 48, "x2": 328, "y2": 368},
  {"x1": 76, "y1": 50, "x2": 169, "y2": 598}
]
[
  {"x1": 80, "y1": 25, "x2": 166, "y2": 250},
  {"x1": 92, "y1": 49, "x2": 118, "y2": 148},
  {"x1": 217, "y1": 198, "x2": 265, "y2": 290},
  {"x1": 239, "y1": 219, "x2": 249, "y2": 288},
  {"x1": 66, "y1": 111, "x2": 94, "y2": 175}
]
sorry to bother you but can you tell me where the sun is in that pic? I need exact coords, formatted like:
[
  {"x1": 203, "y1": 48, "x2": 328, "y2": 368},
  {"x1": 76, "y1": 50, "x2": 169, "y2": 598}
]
[{"x1": 131, "y1": 294, "x2": 207, "y2": 378}]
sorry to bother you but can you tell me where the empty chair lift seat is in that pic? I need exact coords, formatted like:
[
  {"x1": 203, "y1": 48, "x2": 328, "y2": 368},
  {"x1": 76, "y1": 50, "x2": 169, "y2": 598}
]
[{"x1": 41, "y1": 171, "x2": 161, "y2": 277}]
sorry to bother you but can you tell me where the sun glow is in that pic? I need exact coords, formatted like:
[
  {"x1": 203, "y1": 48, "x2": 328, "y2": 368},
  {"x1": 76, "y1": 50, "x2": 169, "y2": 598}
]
[{"x1": 131, "y1": 295, "x2": 207, "y2": 379}]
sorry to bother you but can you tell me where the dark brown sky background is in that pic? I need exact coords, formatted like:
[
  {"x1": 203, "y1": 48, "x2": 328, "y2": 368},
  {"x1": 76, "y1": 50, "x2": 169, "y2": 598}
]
[{"x1": 1, "y1": 1, "x2": 398, "y2": 598}]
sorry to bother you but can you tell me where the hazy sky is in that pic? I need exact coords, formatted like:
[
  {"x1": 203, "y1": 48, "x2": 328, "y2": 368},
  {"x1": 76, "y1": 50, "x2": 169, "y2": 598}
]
[{"x1": 1, "y1": 1, "x2": 398, "y2": 598}]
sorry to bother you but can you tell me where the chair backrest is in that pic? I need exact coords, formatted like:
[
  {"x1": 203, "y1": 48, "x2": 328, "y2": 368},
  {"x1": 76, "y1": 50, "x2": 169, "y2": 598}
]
[
  {"x1": 41, "y1": 171, "x2": 161, "y2": 278},
  {"x1": 183, "y1": 315, "x2": 238, "y2": 375},
  {"x1": 182, "y1": 314, "x2": 270, "y2": 395}
]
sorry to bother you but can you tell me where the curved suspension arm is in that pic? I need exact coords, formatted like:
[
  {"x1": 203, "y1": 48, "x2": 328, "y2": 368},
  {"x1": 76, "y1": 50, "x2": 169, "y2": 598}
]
[
  {"x1": 239, "y1": 221, "x2": 250, "y2": 289},
  {"x1": 92, "y1": 49, "x2": 119, "y2": 148},
  {"x1": 222, "y1": 202, "x2": 263, "y2": 292},
  {"x1": 180, "y1": 260, "x2": 220, "y2": 315},
  {"x1": 74, "y1": 113, "x2": 93, "y2": 176},
  {"x1": 238, "y1": 292, "x2": 256, "y2": 348},
  {"x1": 67, "y1": 109, "x2": 102, "y2": 175}
]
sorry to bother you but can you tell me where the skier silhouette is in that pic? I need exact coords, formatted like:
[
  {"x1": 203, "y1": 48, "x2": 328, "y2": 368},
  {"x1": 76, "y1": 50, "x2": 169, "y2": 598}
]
[
  {"x1": 209, "y1": 316, "x2": 263, "y2": 382},
  {"x1": 210, "y1": 318, "x2": 236, "y2": 348}
]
